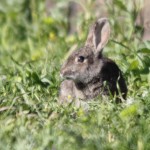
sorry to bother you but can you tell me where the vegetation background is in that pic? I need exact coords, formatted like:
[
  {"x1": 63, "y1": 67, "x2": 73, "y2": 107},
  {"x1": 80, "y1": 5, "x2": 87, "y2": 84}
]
[{"x1": 0, "y1": 0, "x2": 150, "y2": 149}]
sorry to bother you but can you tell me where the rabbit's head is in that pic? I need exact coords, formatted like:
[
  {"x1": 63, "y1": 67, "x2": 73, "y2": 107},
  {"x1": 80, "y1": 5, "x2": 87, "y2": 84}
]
[{"x1": 60, "y1": 18, "x2": 110, "y2": 84}]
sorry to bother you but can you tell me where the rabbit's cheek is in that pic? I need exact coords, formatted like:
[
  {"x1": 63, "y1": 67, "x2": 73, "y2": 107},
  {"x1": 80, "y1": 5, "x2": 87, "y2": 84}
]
[{"x1": 61, "y1": 66, "x2": 79, "y2": 80}]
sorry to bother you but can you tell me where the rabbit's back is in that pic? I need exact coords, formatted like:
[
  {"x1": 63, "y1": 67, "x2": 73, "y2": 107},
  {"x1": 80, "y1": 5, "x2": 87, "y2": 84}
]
[{"x1": 99, "y1": 58, "x2": 127, "y2": 100}]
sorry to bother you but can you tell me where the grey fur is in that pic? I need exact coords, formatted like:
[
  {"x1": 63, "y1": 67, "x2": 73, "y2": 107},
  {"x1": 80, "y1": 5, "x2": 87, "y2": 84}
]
[{"x1": 59, "y1": 18, "x2": 127, "y2": 104}]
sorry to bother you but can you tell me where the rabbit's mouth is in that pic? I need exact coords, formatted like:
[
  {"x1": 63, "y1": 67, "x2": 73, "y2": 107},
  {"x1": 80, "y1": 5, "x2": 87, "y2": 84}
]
[
  {"x1": 66, "y1": 76, "x2": 73, "y2": 80},
  {"x1": 60, "y1": 73, "x2": 75, "y2": 80}
]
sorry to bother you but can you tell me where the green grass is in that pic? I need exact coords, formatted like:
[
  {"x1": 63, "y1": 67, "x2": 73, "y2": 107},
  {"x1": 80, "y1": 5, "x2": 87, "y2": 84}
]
[{"x1": 0, "y1": 0, "x2": 150, "y2": 149}]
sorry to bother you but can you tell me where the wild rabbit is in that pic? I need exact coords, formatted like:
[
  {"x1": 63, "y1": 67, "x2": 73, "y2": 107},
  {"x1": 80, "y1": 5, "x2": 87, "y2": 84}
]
[{"x1": 59, "y1": 18, "x2": 127, "y2": 104}]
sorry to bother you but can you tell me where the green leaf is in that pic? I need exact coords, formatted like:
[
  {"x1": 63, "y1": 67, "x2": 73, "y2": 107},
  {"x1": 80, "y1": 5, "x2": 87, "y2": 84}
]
[
  {"x1": 120, "y1": 104, "x2": 138, "y2": 119},
  {"x1": 129, "y1": 60, "x2": 139, "y2": 70},
  {"x1": 138, "y1": 48, "x2": 150, "y2": 54},
  {"x1": 41, "y1": 78, "x2": 51, "y2": 85},
  {"x1": 114, "y1": 0, "x2": 127, "y2": 11}
]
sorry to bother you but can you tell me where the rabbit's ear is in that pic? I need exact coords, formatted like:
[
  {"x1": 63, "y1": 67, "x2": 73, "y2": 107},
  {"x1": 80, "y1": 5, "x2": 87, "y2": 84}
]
[{"x1": 85, "y1": 18, "x2": 110, "y2": 55}]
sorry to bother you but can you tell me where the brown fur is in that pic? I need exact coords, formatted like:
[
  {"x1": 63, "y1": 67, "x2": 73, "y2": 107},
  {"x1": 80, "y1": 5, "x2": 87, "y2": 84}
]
[{"x1": 59, "y1": 18, "x2": 127, "y2": 104}]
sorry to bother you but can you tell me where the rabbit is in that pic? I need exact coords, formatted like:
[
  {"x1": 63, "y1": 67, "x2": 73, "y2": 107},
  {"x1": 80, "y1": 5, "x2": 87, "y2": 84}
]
[{"x1": 59, "y1": 18, "x2": 127, "y2": 104}]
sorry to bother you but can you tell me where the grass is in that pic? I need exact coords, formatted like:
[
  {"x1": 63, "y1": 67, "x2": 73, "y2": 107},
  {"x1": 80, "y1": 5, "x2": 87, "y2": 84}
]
[{"x1": 0, "y1": 0, "x2": 150, "y2": 149}]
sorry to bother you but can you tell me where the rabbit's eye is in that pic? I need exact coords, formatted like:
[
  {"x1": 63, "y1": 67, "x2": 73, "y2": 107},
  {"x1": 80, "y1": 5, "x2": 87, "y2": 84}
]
[{"x1": 77, "y1": 56, "x2": 85, "y2": 63}]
